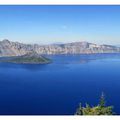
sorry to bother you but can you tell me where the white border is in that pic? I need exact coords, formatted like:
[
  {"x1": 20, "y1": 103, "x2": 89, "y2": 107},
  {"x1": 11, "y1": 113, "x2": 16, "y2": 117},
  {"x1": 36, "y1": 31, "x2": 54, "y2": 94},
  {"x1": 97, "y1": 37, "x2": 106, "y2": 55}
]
[
  {"x1": 0, "y1": 116, "x2": 119, "y2": 120},
  {"x1": 0, "y1": 0, "x2": 120, "y2": 5},
  {"x1": 0, "y1": 0, "x2": 120, "y2": 120}
]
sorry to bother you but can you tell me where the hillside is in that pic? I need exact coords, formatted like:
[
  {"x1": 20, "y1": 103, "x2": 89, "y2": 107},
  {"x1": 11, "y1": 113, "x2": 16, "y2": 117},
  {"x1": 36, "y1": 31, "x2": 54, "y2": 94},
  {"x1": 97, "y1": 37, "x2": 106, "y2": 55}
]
[
  {"x1": 0, "y1": 39, "x2": 120, "y2": 57},
  {"x1": 0, "y1": 52, "x2": 51, "y2": 64}
]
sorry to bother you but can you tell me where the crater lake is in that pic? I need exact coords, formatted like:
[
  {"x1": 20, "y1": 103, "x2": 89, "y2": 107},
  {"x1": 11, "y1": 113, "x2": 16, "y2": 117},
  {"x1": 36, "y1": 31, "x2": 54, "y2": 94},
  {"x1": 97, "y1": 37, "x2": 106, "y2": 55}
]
[{"x1": 0, "y1": 53, "x2": 120, "y2": 115}]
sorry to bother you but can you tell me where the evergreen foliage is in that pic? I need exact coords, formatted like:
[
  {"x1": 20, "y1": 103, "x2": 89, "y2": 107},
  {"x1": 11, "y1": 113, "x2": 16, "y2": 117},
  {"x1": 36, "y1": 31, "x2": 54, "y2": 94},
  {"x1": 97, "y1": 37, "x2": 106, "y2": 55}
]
[{"x1": 75, "y1": 93, "x2": 113, "y2": 115}]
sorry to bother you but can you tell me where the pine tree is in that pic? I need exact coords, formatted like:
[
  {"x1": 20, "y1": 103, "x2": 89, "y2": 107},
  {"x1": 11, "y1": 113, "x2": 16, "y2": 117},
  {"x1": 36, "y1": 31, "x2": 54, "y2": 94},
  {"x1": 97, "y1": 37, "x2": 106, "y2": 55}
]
[
  {"x1": 75, "y1": 93, "x2": 114, "y2": 115},
  {"x1": 99, "y1": 92, "x2": 105, "y2": 107}
]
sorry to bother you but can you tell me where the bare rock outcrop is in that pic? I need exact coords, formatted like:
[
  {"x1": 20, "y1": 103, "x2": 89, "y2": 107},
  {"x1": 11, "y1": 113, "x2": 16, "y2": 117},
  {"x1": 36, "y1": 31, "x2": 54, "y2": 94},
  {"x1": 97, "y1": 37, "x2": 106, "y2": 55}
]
[{"x1": 0, "y1": 39, "x2": 120, "y2": 57}]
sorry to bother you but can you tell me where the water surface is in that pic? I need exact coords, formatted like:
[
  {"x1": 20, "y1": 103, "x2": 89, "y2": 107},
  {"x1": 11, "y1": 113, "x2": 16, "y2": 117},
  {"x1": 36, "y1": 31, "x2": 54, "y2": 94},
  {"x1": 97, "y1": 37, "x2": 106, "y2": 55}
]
[{"x1": 0, "y1": 53, "x2": 120, "y2": 115}]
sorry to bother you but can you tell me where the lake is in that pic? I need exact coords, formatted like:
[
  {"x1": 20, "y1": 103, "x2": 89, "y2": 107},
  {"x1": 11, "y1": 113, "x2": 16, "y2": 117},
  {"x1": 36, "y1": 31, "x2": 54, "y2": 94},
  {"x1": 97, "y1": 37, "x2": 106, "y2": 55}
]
[{"x1": 0, "y1": 53, "x2": 120, "y2": 115}]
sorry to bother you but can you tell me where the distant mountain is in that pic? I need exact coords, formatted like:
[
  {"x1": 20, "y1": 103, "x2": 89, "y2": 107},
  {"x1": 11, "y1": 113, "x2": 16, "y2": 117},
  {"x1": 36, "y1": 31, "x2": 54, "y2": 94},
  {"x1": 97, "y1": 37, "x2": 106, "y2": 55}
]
[
  {"x1": 51, "y1": 42, "x2": 65, "y2": 45},
  {"x1": 0, "y1": 39, "x2": 120, "y2": 57},
  {"x1": 115, "y1": 45, "x2": 120, "y2": 47}
]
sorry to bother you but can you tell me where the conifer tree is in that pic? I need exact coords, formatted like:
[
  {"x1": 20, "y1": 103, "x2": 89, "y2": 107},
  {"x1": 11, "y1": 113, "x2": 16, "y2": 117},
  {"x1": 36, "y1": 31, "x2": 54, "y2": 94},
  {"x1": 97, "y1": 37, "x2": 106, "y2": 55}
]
[
  {"x1": 99, "y1": 92, "x2": 105, "y2": 107},
  {"x1": 75, "y1": 93, "x2": 114, "y2": 115}
]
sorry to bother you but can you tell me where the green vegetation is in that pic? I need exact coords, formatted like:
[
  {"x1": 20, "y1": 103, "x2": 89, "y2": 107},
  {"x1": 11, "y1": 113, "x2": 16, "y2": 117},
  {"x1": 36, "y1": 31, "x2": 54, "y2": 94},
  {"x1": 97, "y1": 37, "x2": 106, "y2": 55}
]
[
  {"x1": 0, "y1": 52, "x2": 51, "y2": 64},
  {"x1": 75, "y1": 93, "x2": 114, "y2": 115},
  {"x1": 8, "y1": 56, "x2": 51, "y2": 64}
]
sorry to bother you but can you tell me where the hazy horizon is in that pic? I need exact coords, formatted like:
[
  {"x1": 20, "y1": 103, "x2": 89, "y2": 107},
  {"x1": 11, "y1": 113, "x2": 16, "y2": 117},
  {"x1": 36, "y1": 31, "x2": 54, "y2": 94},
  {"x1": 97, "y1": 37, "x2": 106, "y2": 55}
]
[
  {"x1": 1, "y1": 39, "x2": 120, "y2": 46},
  {"x1": 0, "y1": 5, "x2": 120, "y2": 45}
]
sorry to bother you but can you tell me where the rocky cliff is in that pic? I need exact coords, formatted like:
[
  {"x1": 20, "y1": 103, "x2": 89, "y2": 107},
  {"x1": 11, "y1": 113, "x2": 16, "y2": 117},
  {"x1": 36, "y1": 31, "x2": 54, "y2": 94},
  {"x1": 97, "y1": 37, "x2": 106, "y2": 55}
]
[{"x1": 0, "y1": 39, "x2": 120, "y2": 57}]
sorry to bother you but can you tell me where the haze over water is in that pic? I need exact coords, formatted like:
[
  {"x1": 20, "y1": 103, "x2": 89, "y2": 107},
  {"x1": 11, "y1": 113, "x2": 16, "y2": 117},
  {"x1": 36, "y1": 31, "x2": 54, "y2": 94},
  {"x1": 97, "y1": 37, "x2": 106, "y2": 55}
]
[{"x1": 0, "y1": 53, "x2": 120, "y2": 115}]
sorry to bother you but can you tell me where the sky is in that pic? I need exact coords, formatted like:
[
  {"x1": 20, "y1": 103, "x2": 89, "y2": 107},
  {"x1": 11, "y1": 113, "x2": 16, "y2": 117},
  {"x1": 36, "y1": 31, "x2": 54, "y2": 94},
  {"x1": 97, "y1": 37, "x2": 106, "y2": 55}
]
[{"x1": 0, "y1": 5, "x2": 120, "y2": 45}]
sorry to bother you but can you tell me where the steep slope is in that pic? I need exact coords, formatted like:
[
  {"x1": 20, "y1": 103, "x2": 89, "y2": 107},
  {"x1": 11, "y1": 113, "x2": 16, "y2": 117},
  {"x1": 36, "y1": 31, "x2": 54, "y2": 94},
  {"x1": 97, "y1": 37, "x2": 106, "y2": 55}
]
[{"x1": 0, "y1": 39, "x2": 120, "y2": 57}]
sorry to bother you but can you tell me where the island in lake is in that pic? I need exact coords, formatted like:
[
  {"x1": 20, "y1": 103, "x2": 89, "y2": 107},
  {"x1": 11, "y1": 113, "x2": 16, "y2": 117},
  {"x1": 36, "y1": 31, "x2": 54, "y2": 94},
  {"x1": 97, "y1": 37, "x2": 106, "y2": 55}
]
[{"x1": 0, "y1": 52, "x2": 51, "y2": 64}]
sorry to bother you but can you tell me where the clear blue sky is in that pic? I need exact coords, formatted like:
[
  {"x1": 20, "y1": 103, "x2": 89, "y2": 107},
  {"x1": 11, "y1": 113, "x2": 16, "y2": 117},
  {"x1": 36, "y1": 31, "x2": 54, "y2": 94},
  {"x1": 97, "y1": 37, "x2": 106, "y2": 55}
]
[{"x1": 0, "y1": 5, "x2": 120, "y2": 45}]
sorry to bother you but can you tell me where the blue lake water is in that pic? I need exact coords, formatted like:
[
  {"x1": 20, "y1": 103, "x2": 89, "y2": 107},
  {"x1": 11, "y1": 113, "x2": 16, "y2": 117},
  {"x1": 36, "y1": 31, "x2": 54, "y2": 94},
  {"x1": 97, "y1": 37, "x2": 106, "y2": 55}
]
[{"x1": 0, "y1": 53, "x2": 120, "y2": 115}]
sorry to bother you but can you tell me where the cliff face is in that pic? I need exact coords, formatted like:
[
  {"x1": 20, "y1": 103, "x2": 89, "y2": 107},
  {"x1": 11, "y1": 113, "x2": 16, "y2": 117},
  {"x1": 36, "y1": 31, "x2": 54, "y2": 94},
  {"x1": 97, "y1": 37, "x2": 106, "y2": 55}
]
[{"x1": 0, "y1": 39, "x2": 120, "y2": 57}]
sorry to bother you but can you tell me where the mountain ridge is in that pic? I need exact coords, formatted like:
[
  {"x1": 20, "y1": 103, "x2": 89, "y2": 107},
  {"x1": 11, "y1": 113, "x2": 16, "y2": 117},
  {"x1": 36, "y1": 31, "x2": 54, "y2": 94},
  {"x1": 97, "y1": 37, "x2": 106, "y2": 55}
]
[{"x1": 0, "y1": 39, "x2": 120, "y2": 57}]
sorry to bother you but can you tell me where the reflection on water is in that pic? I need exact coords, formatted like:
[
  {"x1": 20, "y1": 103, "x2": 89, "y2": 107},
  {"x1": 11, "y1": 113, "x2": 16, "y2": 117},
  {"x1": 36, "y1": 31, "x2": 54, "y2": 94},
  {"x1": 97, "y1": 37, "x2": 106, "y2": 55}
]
[
  {"x1": 46, "y1": 53, "x2": 120, "y2": 64},
  {"x1": 0, "y1": 53, "x2": 120, "y2": 70},
  {"x1": 0, "y1": 63, "x2": 49, "y2": 72},
  {"x1": 0, "y1": 53, "x2": 120, "y2": 114}
]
